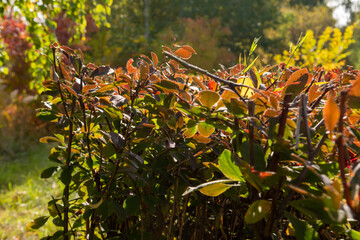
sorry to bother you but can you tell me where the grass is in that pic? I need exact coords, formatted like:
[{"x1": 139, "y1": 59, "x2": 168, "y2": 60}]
[{"x1": 0, "y1": 143, "x2": 61, "y2": 239}]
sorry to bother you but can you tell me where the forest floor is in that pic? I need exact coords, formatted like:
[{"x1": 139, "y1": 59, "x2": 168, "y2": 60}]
[{"x1": 0, "y1": 144, "x2": 61, "y2": 239}]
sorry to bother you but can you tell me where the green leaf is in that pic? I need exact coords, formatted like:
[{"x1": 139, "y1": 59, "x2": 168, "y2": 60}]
[
  {"x1": 39, "y1": 136, "x2": 61, "y2": 143},
  {"x1": 349, "y1": 229, "x2": 360, "y2": 239},
  {"x1": 183, "y1": 125, "x2": 197, "y2": 138},
  {"x1": 348, "y1": 96, "x2": 360, "y2": 110},
  {"x1": 197, "y1": 122, "x2": 215, "y2": 137},
  {"x1": 244, "y1": 200, "x2": 271, "y2": 224},
  {"x1": 223, "y1": 98, "x2": 247, "y2": 117},
  {"x1": 154, "y1": 79, "x2": 179, "y2": 91},
  {"x1": 36, "y1": 111, "x2": 58, "y2": 121},
  {"x1": 198, "y1": 90, "x2": 220, "y2": 108},
  {"x1": 285, "y1": 212, "x2": 319, "y2": 240},
  {"x1": 243, "y1": 56, "x2": 259, "y2": 74},
  {"x1": 41, "y1": 167, "x2": 59, "y2": 179},
  {"x1": 199, "y1": 183, "x2": 231, "y2": 197},
  {"x1": 218, "y1": 149, "x2": 243, "y2": 181},
  {"x1": 60, "y1": 167, "x2": 72, "y2": 186},
  {"x1": 26, "y1": 216, "x2": 49, "y2": 231},
  {"x1": 240, "y1": 141, "x2": 266, "y2": 171},
  {"x1": 123, "y1": 195, "x2": 140, "y2": 216}
]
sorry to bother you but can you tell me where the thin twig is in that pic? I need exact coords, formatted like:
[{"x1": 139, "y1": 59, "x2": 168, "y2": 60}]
[
  {"x1": 163, "y1": 51, "x2": 267, "y2": 99},
  {"x1": 300, "y1": 94, "x2": 313, "y2": 153},
  {"x1": 337, "y1": 90, "x2": 353, "y2": 209},
  {"x1": 247, "y1": 100, "x2": 255, "y2": 166}
]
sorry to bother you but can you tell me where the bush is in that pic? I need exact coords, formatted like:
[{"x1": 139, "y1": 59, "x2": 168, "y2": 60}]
[{"x1": 33, "y1": 43, "x2": 360, "y2": 239}]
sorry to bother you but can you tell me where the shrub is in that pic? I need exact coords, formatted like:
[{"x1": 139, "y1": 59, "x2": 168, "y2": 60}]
[{"x1": 33, "y1": 43, "x2": 360, "y2": 239}]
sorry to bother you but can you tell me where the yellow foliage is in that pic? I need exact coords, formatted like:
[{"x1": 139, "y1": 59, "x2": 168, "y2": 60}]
[{"x1": 274, "y1": 24, "x2": 355, "y2": 70}]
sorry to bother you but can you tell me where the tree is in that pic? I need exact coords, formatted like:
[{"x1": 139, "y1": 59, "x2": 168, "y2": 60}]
[{"x1": 0, "y1": 0, "x2": 112, "y2": 92}]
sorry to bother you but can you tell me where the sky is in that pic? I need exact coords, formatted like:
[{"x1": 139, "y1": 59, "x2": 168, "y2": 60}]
[{"x1": 328, "y1": 0, "x2": 360, "y2": 27}]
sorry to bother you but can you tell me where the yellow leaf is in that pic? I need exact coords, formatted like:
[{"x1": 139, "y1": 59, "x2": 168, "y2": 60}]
[
  {"x1": 198, "y1": 122, "x2": 215, "y2": 137},
  {"x1": 237, "y1": 77, "x2": 254, "y2": 97},
  {"x1": 199, "y1": 183, "x2": 231, "y2": 197},
  {"x1": 198, "y1": 90, "x2": 220, "y2": 108},
  {"x1": 39, "y1": 136, "x2": 61, "y2": 143},
  {"x1": 323, "y1": 90, "x2": 340, "y2": 134},
  {"x1": 183, "y1": 126, "x2": 197, "y2": 138},
  {"x1": 221, "y1": 89, "x2": 239, "y2": 101}
]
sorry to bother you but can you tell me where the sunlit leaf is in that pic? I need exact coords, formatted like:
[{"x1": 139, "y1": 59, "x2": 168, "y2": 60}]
[
  {"x1": 218, "y1": 149, "x2": 243, "y2": 181},
  {"x1": 183, "y1": 125, "x2": 197, "y2": 138},
  {"x1": 263, "y1": 109, "x2": 278, "y2": 117},
  {"x1": 244, "y1": 200, "x2": 271, "y2": 224},
  {"x1": 97, "y1": 84, "x2": 115, "y2": 93},
  {"x1": 151, "y1": 52, "x2": 158, "y2": 66},
  {"x1": 179, "y1": 45, "x2": 197, "y2": 54},
  {"x1": 126, "y1": 59, "x2": 137, "y2": 74},
  {"x1": 183, "y1": 179, "x2": 235, "y2": 196},
  {"x1": 198, "y1": 122, "x2": 215, "y2": 137},
  {"x1": 323, "y1": 90, "x2": 339, "y2": 134},
  {"x1": 139, "y1": 61, "x2": 149, "y2": 81},
  {"x1": 198, "y1": 90, "x2": 220, "y2": 108},
  {"x1": 174, "y1": 48, "x2": 192, "y2": 59},
  {"x1": 349, "y1": 75, "x2": 360, "y2": 97},
  {"x1": 237, "y1": 78, "x2": 255, "y2": 97},
  {"x1": 193, "y1": 134, "x2": 211, "y2": 144},
  {"x1": 199, "y1": 183, "x2": 231, "y2": 197},
  {"x1": 39, "y1": 136, "x2": 61, "y2": 143},
  {"x1": 192, "y1": 76, "x2": 207, "y2": 90}
]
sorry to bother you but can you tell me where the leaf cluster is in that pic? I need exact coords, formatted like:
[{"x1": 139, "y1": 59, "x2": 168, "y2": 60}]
[{"x1": 34, "y1": 42, "x2": 360, "y2": 239}]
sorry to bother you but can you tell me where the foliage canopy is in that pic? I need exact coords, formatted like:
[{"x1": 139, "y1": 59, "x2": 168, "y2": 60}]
[{"x1": 34, "y1": 41, "x2": 360, "y2": 239}]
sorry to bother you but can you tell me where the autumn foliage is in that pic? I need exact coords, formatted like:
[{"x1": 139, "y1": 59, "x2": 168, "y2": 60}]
[{"x1": 33, "y1": 43, "x2": 360, "y2": 239}]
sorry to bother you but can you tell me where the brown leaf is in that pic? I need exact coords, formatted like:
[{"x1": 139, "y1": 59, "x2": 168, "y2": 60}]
[{"x1": 263, "y1": 109, "x2": 279, "y2": 118}]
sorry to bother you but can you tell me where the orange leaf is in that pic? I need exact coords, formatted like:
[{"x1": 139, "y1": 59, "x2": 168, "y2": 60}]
[
  {"x1": 193, "y1": 134, "x2": 211, "y2": 144},
  {"x1": 174, "y1": 48, "x2": 192, "y2": 60},
  {"x1": 161, "y1": 45, "x2": 172, "y2": 53},
  {"x1": 192, "y1": 77, "x2": 207, "y2": 90},
  {"x1": 151, "y1": 52, "x2": 158, "y2": 66},
  {"x1": 269, "y1": 95, "x2": 279, "y2": 110},
  {"x1": 208, "y1": 80, "x2": 217, "y2": 91},
  {"x1": 263, "y1": 109, "x2": 278, "y2": 117},
  {"x1": 180, "y1": 45, "x2": 197, "y2": 54},
  {"x1": 308, "y1": 84, "x2": 321, "y2": 103},
  {"x1": 126, "y1": 59, "x2": 137, "y2": 74},
  {"x1": 281, "y1": 68, "x2": 310, "y2": 96},
  {"x1": 323, "y1": 90, "x2": 340, "y2": 134},
  {"x1": 82, "y1": 85, "x2": 97, "y2": 93},
  {"x1": 349, "y1": 74, "x2": 360, "y2": 97}
]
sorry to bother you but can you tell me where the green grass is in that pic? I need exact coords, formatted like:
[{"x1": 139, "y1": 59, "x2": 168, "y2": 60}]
[{"x1": 0, "y1": 144, "x2": 61, "y2": 239}]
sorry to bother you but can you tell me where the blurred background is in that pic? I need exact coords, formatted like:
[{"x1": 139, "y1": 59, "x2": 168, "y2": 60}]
[{"x1": 0, "y1": 0, "x2": 359, "y2": 238}]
